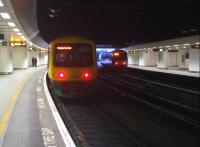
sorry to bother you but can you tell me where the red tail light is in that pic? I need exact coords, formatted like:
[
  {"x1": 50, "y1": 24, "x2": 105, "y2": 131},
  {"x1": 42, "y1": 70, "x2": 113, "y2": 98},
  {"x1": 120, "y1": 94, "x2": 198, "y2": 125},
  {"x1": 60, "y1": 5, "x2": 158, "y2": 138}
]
[
  {"x1": 56, "y1": 71, "x2": 67, "y2": 80},
  {"x1": 82, "y1": 72, "x2": 92, "y2": 79}
]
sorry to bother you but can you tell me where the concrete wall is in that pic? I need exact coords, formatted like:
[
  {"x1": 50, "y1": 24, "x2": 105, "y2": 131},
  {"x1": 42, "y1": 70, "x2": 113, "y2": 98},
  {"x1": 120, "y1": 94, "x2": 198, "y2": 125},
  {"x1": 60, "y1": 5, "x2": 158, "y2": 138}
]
[
  {"x1": 0, "y1": 45, "x2": 13, "y2": 73},
  {"x1": 128, "y1": 53, "x2": 139, "y2": 65},
  {"x1": 28, "y1": 50, "x2": 40, "y2": 67},
  {"x1": 145, "y1": 51, "x2": 156, "y2": 66},
  {"x1": 168, "y1": 52, "x2": 177, "y2": 67},
  {"x1": 189, "y1": 48, "x2": 200, "y2": 72},
  {"x1": 177, "y1": 48, "x2": 189, "y2": 69},
  {"x1": 12, "y1": 47, "x2": 28, "y2": 69},
  {"x1": 139, "y1": 51, "x2": 156, "y2": 66},
  {"x1": 38, "y1": 53, "x2": 48, "y2": 65},
  {"x1": 156, "y1": 50, "x2": 168, "y2": 69},
  {"x1": 139, "y1": 51, "x2": 145, "y2": 66}
]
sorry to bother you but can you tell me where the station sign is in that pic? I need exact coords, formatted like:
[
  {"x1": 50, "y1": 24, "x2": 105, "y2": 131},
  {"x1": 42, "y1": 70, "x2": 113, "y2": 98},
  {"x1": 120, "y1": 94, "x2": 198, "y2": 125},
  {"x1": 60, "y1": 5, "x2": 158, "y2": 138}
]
[
  {"x1": 10, "y1": 42, "x2": 26, "y2": 47},
  {"x1": 2, "y1": 41, "x2": 7, "y2": 46},
  {"x1": 191, "y1": 45, "x2": 200, "y2": 49}
]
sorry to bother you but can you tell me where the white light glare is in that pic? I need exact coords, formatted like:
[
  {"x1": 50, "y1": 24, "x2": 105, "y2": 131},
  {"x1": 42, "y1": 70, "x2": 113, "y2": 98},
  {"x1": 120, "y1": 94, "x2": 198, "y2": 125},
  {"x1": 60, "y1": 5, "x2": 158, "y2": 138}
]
[
  {"x1": 21, "y1": 36, "x2": 26, "y2": 39},
  {"x1": 159, "y1": 49, "x2": 164, "y2": 52},
  {"x1": 195, "y1": 42, "x2": 200, "y2": 45},
  {"x1": 0, "y1": 13, "x2": 11, "y2": 19},
  {"x1": 17, "y1": 33, "x2": 22, "y2": 35},
  {"x1": 7, "y1": 22, "x2": 15, "y2": 27},
  {"x1": 165, "y1": 46, "x2": 171, "y2": 48},
  {"x1": 0, "y1": 1, "x2": 4, "y2": 7},
  {"x1": 173, "y1": 45, "x2": 180, "y2": 47},
  {"x1": 13, "y1": 28, "x2": 19, "y2": 32},
  {"x1": 183, "y1": 44, "x2": 190, "y2": 46}
]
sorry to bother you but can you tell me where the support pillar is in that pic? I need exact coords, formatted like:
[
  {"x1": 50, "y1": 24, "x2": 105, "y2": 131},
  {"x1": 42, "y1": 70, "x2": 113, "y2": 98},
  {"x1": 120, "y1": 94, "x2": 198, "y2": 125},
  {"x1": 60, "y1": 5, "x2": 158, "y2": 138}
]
[{"x1": 0, "y1": 41, "x2": 13, "y2": 74}]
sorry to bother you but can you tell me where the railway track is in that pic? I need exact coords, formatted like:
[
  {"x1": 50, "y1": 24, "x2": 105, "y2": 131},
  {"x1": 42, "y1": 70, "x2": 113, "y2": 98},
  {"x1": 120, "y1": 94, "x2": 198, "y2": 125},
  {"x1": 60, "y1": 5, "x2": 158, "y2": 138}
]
[
  {"x1": 46, "y1": 74, "x2": 199, "y2": 147},
  {"x1": 97, "y1": 70, "x2": 200, "y2": 128},
  {"x1": 47, "y1": 76, "x2": 146, "y2": 147}
]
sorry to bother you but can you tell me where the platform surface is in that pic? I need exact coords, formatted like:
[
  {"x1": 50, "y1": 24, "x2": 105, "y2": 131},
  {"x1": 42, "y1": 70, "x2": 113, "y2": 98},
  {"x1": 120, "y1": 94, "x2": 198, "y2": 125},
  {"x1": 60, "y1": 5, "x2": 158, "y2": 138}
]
[
  {"x1": 0, "y1": 66, "x2": 75, "y2": 147},
  {"x1": 128, "y1": 65, "x2": 200, "y2": 77}
]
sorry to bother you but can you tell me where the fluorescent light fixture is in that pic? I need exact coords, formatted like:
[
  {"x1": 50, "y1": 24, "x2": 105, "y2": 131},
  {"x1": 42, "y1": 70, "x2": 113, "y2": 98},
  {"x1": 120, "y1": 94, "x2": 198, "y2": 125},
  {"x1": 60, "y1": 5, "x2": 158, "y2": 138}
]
[
  {"x1": 0, "y1": 13, "x2": 11, "y2": 19},
  {"x1": 21, "y1": 36, "x2": 26, "y2": 40},
  {"x1": 17, "y1": 33, "x2": 22, "y2": 35},
  {"x1": 7, "y1": 22, "x2": 16, "y2": 27},
  {"x1": 13, "y1": 28, "x2": 19, "y2": 32},
  {"x1": 159, "y1": 49, "x2": 164, "y2": 52},
  {"x1": 173, "y1": 45, "x2": 180, "y2": 47},
  {"x1": 183, "y1": 44, "x2": 190, "y2": 46},
  {"x1": 195, "y1": 42, "x2": 200, "y2": 45},
  {"x1": 165, "y1": 46, "x2": 171, "y2": 48},
  {"x1": 0, "y1": 1, "x2": 4, "y2": 7}
]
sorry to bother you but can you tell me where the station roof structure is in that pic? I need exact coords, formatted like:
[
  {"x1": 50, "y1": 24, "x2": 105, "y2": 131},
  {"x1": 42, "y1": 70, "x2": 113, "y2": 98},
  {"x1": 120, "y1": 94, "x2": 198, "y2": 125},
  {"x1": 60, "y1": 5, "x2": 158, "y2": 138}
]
[{"x1": 0, "y1": 0, "x2": 199, "y2": 48}]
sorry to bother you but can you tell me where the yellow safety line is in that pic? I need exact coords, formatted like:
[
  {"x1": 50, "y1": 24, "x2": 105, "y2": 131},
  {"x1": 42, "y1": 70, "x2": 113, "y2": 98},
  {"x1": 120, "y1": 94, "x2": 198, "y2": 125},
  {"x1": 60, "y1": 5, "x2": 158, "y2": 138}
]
[{"x1": 0, "y1": 81, "x2": 24, "y2": 136}]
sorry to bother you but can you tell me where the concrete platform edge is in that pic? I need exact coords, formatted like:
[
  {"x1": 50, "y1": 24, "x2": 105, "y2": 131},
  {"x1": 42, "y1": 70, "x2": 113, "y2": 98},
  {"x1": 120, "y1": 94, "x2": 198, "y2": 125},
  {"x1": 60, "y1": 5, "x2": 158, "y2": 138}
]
[{"x1": 43, "y1": 72, "x2": 76, "y2": 147}]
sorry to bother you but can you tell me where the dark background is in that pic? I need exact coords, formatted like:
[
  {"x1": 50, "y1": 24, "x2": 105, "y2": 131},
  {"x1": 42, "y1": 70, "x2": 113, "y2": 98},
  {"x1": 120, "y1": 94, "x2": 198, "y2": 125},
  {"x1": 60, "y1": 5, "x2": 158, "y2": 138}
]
[{"x1": 37, "y1": 0, "x2": 199, "y2": 47}]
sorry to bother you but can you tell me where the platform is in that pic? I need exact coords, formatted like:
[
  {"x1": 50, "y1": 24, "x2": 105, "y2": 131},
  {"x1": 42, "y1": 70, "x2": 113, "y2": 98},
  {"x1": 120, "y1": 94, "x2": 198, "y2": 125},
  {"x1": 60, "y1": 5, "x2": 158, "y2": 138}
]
[
  {"x1": 128, "y1": 65, "x2": 200, "y2": 77},
  {"x1": 0, "y1": 66, "x2": 75, "y2": 147}
]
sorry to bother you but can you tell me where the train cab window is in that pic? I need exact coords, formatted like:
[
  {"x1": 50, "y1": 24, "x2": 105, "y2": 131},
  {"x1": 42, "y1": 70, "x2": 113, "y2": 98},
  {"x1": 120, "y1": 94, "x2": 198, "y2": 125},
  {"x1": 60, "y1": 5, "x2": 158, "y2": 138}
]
[
  {"x1": 54, "y1": 43, "x2": 93, "y2": 67},
  {"x1": 113, "y1": 52, "x2": 127, "y2": 60}
]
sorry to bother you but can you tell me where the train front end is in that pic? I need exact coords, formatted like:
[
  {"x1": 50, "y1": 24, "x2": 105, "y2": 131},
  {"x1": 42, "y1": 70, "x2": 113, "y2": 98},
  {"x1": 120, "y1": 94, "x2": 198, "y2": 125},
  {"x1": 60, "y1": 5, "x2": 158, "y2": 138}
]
[{"x1": 48, "y1": 37, "x2": 97, "y2": 97}]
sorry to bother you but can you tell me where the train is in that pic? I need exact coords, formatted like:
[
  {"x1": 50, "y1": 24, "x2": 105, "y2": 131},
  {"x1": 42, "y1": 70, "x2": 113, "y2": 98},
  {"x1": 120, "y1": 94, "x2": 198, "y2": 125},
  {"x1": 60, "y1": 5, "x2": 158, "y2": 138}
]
[
  {"x1": 99, "y1": 49, "x2": 128, "y2": 69},
  {"x1": 48, "y1": 36, "x2": 98, "y2": 97}
]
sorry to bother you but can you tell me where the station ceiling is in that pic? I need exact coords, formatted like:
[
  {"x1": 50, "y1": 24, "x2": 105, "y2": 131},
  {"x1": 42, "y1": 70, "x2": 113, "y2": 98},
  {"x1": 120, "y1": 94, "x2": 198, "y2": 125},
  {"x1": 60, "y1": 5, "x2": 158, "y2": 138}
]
[
  {"x1": 37, "y1": 0, "x2": 199, "y2": 47},
  {"x1": 1, "y1": 0, "x2": 199, "y2": 48}
]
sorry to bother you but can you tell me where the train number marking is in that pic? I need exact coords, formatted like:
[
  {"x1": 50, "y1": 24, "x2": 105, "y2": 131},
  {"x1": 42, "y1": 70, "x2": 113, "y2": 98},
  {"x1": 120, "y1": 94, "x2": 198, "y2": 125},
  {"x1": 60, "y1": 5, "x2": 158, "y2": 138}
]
[
  {"x1": 37, "y1": 98, "x2": 45, "y2": 109},
  {"x1": 37, "y1": 86, "x2": 42, "y2": 92},
  {"x1": 41, "y1": 128, "x2": 57, "y2": 147}
]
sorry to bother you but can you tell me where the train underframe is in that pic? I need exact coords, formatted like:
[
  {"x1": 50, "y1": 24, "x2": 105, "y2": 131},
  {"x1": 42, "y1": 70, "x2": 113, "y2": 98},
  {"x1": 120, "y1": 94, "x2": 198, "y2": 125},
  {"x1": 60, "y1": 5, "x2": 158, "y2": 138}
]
[{"x1": 50, "y1": 79, "x2": 95, "y2": 98}]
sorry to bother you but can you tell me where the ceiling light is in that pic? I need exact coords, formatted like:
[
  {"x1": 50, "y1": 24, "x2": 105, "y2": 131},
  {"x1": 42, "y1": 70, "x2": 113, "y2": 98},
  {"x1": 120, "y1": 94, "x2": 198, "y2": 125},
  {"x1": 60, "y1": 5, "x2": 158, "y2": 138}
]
[
  {"x1": 17, "y1": 33, "x2": 22, "y2": 35},
  {"x1": 13, "y1": 28, "x2": 19, "y2": 32},
  {"x1": 7, "y1": 22, "x2": 16, "y2": 27},
  {"x1": 195, "y1": 42, "x2": 200, "y2": 45},
  {"x1": 0, "y1": 13, "x2": 11, "y2": 19},
  {"x1": 173, "y1": 45, "x2": 180, "y2": 47},
  {"x1": 21, "y1": 36, "x2": 26, "y2": 40},
  {"x1": 183, "y1": 44, "x2": 190, "y2": 46},
  {"x1": 165, "y1": 46, "x2": 171, "y2": 48},
  {"x1": 0, "y1": 1, "x2": 4, "y2": 7},
  {"x1": 159, "y1": 49, "x2": 164, "y2": 52}
]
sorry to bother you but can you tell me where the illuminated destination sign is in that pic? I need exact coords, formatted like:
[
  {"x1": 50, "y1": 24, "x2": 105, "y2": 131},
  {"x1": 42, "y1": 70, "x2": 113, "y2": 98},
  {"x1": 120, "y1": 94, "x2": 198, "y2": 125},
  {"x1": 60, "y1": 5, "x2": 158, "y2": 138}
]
[{"x1": 56, "y1": 46, "x2": 72, "y2": 50}]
